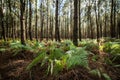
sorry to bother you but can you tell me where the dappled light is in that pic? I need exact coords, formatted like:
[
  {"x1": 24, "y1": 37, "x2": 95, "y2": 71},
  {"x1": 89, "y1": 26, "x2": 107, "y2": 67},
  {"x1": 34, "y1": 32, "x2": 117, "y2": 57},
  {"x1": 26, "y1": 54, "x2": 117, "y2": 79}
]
[{"x1": 0, "y1": 0, "x2": 120, "y2": 80}]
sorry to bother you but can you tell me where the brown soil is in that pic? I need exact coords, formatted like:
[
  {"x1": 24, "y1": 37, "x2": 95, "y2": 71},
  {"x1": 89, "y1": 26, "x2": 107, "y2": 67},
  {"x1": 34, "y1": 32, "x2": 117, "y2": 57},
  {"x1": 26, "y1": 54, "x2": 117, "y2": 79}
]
[{"x1": 0, "y1": 50, "x2": 120, "y2": 80}]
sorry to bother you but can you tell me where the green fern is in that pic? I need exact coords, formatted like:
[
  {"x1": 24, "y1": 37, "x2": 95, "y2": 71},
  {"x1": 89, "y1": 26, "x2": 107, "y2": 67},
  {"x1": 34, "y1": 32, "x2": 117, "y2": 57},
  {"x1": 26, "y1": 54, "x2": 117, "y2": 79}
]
[
  {"x1": 13, "y1": 49, "x2": 22, "y2": 56},
  {"x1": 61, "y1": 40, "x2": 76, "y2": 51},
  {"x1": 89, "y1": 69, "x2": 111, "y2": 80},
  {"x1": 26, "y1": 52, "x2": 46, "y2": 70},
  {"x1": 26, "y1": 41, "x2": 89, "y2": 75},
  {"x1": 102, "y1": 73, "x2": 111, "y2": 80},
  {"x1": 103, "y1": 42, "x2": 112, "y2": 53},
  {"x1": 10, "y1": 41, "x2": 34, "y2": 56},
  {"x1": 10, "y1": 42, "x2": 22, "y2": 49},
  {"x1": 32, "y1": 41, "x2": 44, "y2": 49},
  {"x1": 84, "y1": 42, "x2": 99, "y2": 51},
  {"x1": 66, "y1": 47, "x2": 89, "y2": 69},
  {"x1": 53, "y1": 59, "x2": 65, "y2": 74},
  {"x1": 0, "y1": 48, "x2": 6, "y2": 52},
  {"x1": 103, "y1": 42, "x2": 120, "y2": 64},
  {"x1": 49, "y1": 48, "x2": 64, "y2": 60},
  {"x1": 89, "y1": 69, "x2": 101, "y2": 78}
]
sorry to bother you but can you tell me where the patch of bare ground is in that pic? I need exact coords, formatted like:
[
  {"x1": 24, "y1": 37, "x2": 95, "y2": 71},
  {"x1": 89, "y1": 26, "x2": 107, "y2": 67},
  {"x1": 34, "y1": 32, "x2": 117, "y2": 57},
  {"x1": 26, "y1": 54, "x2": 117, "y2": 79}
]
[{"x1": 0, "y1": 50, "x2": 33, "y2": 80}]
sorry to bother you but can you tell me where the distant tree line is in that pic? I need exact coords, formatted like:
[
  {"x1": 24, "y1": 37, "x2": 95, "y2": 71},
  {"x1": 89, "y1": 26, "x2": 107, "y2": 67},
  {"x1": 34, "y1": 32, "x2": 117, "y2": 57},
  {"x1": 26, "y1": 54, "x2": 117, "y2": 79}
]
[{"x1": 0, "y1": 0, "x2": 120, "y2": 46}]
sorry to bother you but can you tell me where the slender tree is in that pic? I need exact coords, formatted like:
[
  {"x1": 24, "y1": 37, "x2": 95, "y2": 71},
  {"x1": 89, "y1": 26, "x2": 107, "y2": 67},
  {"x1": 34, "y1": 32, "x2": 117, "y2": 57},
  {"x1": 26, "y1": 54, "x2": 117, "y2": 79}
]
[
  {"x1": 94, "y1": 0, "x2": 99, "y2": 41},
  {"x1": 73, "y1": 0, "x2": 78, "y2": 46},
  {"x1": 20, "y1": 0, "x2": 26, "y2": 45},
  {"x1": 40, "y1": 3, "x2": 44, "y2": 41},
  {"x1": 25, "y1": 0, "x2": 28, "y2": 39},
  {"x1": 104, "y1": 0, "x2": 107, "y2": 37},
  {"x1": 0, "y1": 6, "x2": 6, "y2": 41},
  {"x1": 29, "y1": 0, "x2": 32, "y2": 40},
  {"x1": 110, "y1": 0, "x2": 115, "y2": 38},
  {"x1": 70, "y1": 0, "x2": 73, "y2": 40},
  {"x1": 55, "y1": 0, "x2": 60, "y2": 41},
  {"x1": 35, "y1": 0, "x2": 38, "y2": 41},
  {"x1": 117, "y1": 14, "x2": 120, "y2": 38},
  {"x1": 46, "y1": 0, "x2": 49, "y2": 40},
  {"x1": 113, "y1": 0, "x2": 116, "y2": 37},
  {"x1": 78, "y1": 0, "x2": 81, "y2": 41}
]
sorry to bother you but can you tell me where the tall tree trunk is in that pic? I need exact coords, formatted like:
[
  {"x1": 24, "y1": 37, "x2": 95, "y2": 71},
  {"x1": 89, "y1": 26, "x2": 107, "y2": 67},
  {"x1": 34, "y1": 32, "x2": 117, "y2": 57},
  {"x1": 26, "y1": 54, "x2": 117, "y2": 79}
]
[
  {"x1": 89, "y1": 0, "x2": 93, "y2": 39},
  {"x1": 73, "y1": 0, "x2": 78, "y2": 46},
  {"x1": 6, "y1": 20, "x2": 9, "y2": 39},
  {"x1": 11, "y1": 17, "x2": 15, "y2": 40},
  {"x1": 67, "y1": 13, "x2": 69, "y2": 39},
  {"x1": 40, "y1": 3, "x2": 43, "y2": 41},
  {"x1": 104, "y1": 3, "x2": 107, "y2": 37},
  {"x1": 65, "y1": 17, "x2": 67, "y2": 39},
  {"x1": 35, "y1": 0, "x2": 38, "y2": 41},
  {"x1": 25, "y1": 0, "x2": 28, "y2": 39},
  {"x1": 117, "y1": 15, "x2": 120, "y2": 38},
  {"x1": 70, "y1": 1, "x2": 73, "y2": 40},
  {"x1": 100, "y1": 20, "x2": 102, "y2": 37},
  {"x1": 63, "y1": 18, "x2": 65, "y2": 39},
  {"x1": 98, "y1": 1, "x2": 101, "y2": 38},
  {"x1": 118, "y1": 20, "x2": 120, "y2": 38},
  {"x1": 14, "y1": 21, "x2": 16, "y2": 39},
  {"x1": 20, "y1": 0, "x2": 26, "y2": 45},
  {"x1": 113, "y1": 0, "x2": 116, "y2": 38},
  {"x1": 55, "y1": 0, "x2": 60, "y2": 41},
  {"x1": 87, "y1": 0, "x2": 92, "y2": 39},
  {"x1": 50, "y1": 15, "x2": 53, "y2": 40},
  {"x1": 79, "y1": 0, "x2": 81, "y2": 41},
  {"x1": 40, "y1": 17, "x2": 44, "y2": 41},
  {"x1": 46, "y1": 0, "x2": 49, "y2": 40},
  {"x1": 13, "y1": 2, "x2": 16, "y2": 39},
  {"x1": 5, "y1": 0, "x2": 8, "y2": 39},
  {"x1": 110, "y1": 0, "x2": 115, "y2": 38},
  {"x1": 59, "y1": 16, "x2": 61, "y2": 39},
  {"x1": 29, "y1": 0, "x2": 32, "y2": 40},
  {"x1": 8, "y1": 0, "x2": 14, "y2": 40},
  {"x1": 90, "y1": 17, "x2": 93, "y2": 39},
  {"x1": 0, "y1": 1, "x2": 6, "y2": 41},
  {"x1": 8, "y1": 0, "x2": 12, "y2": 39},
  {"x1": 51, "y1": 16, "x2": 54, "y2": 40},
  {"x1": 94, "y1": 0, "x2": 99, "y2": 41}
]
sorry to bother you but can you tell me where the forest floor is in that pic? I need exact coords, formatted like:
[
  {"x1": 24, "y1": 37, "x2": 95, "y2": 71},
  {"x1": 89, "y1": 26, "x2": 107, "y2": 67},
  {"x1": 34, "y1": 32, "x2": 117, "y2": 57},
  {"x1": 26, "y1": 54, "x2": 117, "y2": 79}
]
[
  {"x1": 0, "y1": 50, "x2": 120, "y2": 80},
  {"x1": 0, "y1": 40, "x2": 120, "y2": 80}
]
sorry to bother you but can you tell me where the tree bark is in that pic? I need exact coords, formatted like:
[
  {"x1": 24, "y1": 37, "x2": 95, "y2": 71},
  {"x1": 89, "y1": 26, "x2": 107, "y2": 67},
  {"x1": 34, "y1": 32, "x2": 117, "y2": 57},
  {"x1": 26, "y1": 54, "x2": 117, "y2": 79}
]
[
  {"x1": 40, "y1": 3, "x2": 43, "y2": 41},
  {"x1": 104, "y1": 2, "x2": 107, "y2": 37},
  {"x1": 0, "y1": 1, "x2": 6, "y2": 41},
  {"x1": 94, "y1": 0, "x2": 99, "y2": 41},
  {"x1": 73, "y1": 0, "x2": 78, "y2": 46},
  {"x1": 79, "y1": 0, "x2": 81, "y2": 41},
  {"x1": 25, "y1": 0, "x2": 28, "y2": 39},
  {"x1": 35, "y1": 0, "x2": 38, "y2": 41},
  {"x1": 70, "y1": 1, "x2": 73, "y2": 40},
  {"x1": 46, "y1": 0, "x2": 49, "y2": 40},
  {"x1": 113, "y1": 0, "x2": 116, "y2": 38},
  {"x1": 110, "y1": 0, "x2": 115, "y2": 38},
  {"x1": 55, "y1": 0, "x2": 60, "y2": 41},
  {"x1": 29, "y1": 0, "x2": 32, "y2": 40},
  {"x1": 20, "y1": 0, "x2": 26, "y2": 45}
]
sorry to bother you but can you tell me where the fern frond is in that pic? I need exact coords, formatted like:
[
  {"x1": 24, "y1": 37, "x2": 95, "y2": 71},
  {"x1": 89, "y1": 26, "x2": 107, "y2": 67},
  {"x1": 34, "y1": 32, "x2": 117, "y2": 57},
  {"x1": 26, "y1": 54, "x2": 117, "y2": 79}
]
[
  {"x1": 0, "y1": 48, "x2": 6, "y2": 52},
  {"x1": 26, "y1": 52, "x2": 46, "y2": 70},
  {"x1": 49, "y1": 48, "x2": 64, "y2": 60},
  {"x1": 66, "y1": 48, "x2": 89, "y2": 69},
  {"x1": 89, "y1": 69, "x2": 101, "y2": 78},
  {"x1": 102, "y1": 73, "x2": 111, "y2": 80}
]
